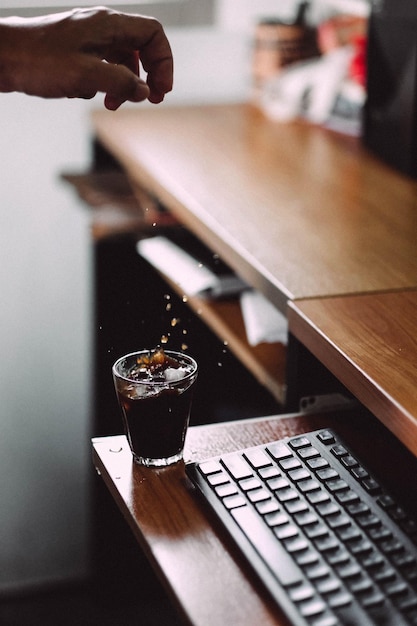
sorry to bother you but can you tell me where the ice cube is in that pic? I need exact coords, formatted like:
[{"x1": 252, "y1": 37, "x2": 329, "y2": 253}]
[{"x1": 164, "y1": 366, "x2": 188, "y2": 382}]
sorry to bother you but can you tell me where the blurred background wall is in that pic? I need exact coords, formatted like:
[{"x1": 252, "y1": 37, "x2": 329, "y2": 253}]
[{"x1": 0, "y1": 0, "x2": 367, "y2": 592}]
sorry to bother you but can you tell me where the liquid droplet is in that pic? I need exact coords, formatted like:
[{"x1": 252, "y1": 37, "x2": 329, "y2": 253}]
[
  {"x1": 182, "y1": 295, "x2": 188, "y2": 303},
  {"x1": 171, "y1": 318, "x2": 179, "y2": 327},
  {"x1": 181, "y1": 343, "x2": 188, "y2": 351},
  {"x1": 161, "y1": 335, "x2": 169, "y2": 344}
]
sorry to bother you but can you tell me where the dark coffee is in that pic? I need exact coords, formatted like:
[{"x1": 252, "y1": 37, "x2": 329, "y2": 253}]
[{"x1": 113, "y1": 349, "x2": 197, "y2": 466}]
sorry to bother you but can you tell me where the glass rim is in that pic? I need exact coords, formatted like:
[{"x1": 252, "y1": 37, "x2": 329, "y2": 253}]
[{"x1": 112, "y1": 349, "x2": 198, "y2": 386}]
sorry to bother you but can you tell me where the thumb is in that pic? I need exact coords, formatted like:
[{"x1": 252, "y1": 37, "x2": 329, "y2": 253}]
[{"x1": 86, "y1": 59, "x2": 149, "y2": 109}]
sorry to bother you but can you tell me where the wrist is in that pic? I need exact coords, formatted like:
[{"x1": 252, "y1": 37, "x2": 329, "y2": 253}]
[{"x1": 0, "y1": 18, "x2": 29, "y2": 93}]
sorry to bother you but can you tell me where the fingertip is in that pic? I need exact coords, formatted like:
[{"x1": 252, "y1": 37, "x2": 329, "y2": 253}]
[
  {"x1": 131, "y1": 82, "x2": 150, "y2": 102},
  {"x1": 148, "y1": 92, "x2": 165, "y2": 104}
]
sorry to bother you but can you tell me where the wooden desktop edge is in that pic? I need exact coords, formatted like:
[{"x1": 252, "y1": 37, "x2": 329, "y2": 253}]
[{"x1": 91, "y1": 409, "x2": 417, "y2": 626}]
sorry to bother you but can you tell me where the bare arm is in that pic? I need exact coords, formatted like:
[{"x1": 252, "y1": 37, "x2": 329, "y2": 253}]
[{"x1": 0, "y1": 6, "x2": 173, "y2": 110}]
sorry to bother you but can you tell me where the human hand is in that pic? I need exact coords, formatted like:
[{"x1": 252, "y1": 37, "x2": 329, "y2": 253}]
[{"x1": 0, "y1": 6, "x2": 173, "y2": 110}]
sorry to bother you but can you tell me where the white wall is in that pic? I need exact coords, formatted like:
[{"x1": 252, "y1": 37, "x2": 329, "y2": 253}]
[
  {"x1": 0, "y1": 95, "x2": 93, "y2": 591},
  {"x1": 0, "y1": 0, "x2": 295, "y2": 592}
]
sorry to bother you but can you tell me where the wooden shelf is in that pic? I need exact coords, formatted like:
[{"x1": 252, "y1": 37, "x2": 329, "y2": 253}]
[{"x1": 163, "y1": 276, "x2": 287, "y2": 404}]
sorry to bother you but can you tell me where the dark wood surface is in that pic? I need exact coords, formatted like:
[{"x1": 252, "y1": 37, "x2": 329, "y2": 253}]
[
  {"x1": 288, "y1": 290, "x2": 417, "y2": 456},
  {"x1": 92, "y1": 410, "x2": 417, "y2": 626}
]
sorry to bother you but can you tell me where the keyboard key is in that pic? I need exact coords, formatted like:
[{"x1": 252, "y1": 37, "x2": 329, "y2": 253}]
[
  {"x1": 255, "y1": 499, "x2": 280, "y2": 516},
  {"x1": 347, "y1": 502, "x2": 370, "y2": 516},
  {"x1": 239, "y1": 476, "x2": 262, "y2": 491},
  {"x1": 326, "y1": 478, "x2": 349, "y2": 493},
  {"x1": 274, "y1": 524, "x2": 299, "y2": 540},
  {"x1": 380, "y1": 539, "x2": 405, "y2": 556},
  {"x1": 349, "y1": 539, "x2": 373, "y2": 558},
  {"x1": 356, "y1": 513, "x2": 381, "y2": 530},
  {"x1": 280, "y1": 457, "x2": 303, "y2": 472},
  {"x1": 258, "y1": 465, "x2": 280, "y2": 479},
  {"x1": 335, "y1": 489, "x2": 360, "y2": 505},
  {"x1": 244, "y1": 447, "x2": 272, "y2": 468},
  {"x1": 276, "y1": 488, "x2": 299, "y2": 503},
  {"x1": 349, "y1": 576, "x2": 374, "y2": 596},
  {"x1": 289, "y1": 468, "x2": 311, "y2": 482},
  {"x1": 223, "y1": 494, "x2": 247, "y2": 509},
  {"x1": 337, "y1": 562, "x2": 362, "y2": 580},
  {"x1": 315, "y1": 536, "x2": 340, "y2": 554},
  {"x1": 267, "y1": 476, "x2": 289, "y2": 491},
  {"x1": 336, "y1": 526, "x2": 362, "y2": 543},
  {"x1": 317, "y1": 502, "x2": 340, "y2": 517},
  {"x1": 327, "y1": 514, "x2": 351, "y2": 530},
  {"x1": 294, "y1": 510, "x2": 319, "y2": 527},
  {"x1": 285, "y1": 499, "x2": 309, "y2": 515},
  {"x1": 369, "y1": 526, "x2": 392, "y2": 542},
  {"x1": 215, "y1": 483, "x2": 238, "y2": 498},
  {"x1": 361, "y1": 553, "x2": 385, "y2": 571},
  {"x1": 384, "y1": 580, "x2": 409, "y2": 599},
  {"x1": 317, "y1": 577, "x2": 341, "y2": 595},
  {"x1": 285, "y1": 537, "x2": 310, "y2": 554},
  {"x1": 351, "y1": 466, "x2": 369, "y2": 480},
  {"x1": 296, "y1": 549, "x2": 320, "y2": 567},
  {"x1": 374, "y1": 567, "x2": 396, "y2": 584},
  {"x1": 199, "y1": 459, "x2": 223, "y2": 475},
  {"x1": 289, "y1": 436, "x2": 311, "y2": 450},
  {"x1": 222, "y1": 454, "x2": 253, "y2": 480},
  {"x1": 264, "y1": 511, "x2": 289, "y2": 527},
  {"x1": 298, "y1": 479, "x2": 321, "y2": 494},
  {"x1": 341, "y1": 454, "x2": 359, "y2": 469},
  {"x1": 299, "y1": 597, "x2": 327, "y2": 618},
  {"x1": 327, "y1": 549, "x2": 351, "y2": 567},
  {"x1": 331, "y1": 444, "x2": 348, "y2": 458},
  {"x1": 266, "y1": 441, "x2": 292, "y2": 461},
  {"x1": 247, "y1": 488, "x2": 271, "y2": 503},
  {"x1": 298, "y1": 446, "x2": 320, "y2": 460},
  {"x1": 317, "y1": 430, "x2": 336, "y2": 445},
  {"x1": 289, "y1": 581, "x2": 315, "y2": 603},
  {"x1": 362, "y1": 477, "x2": 381, "y2": 494},
  {"x1": 305, "y1": 524, "x2": 329, "y2": 540},
  {"x1": 305, "y1": 563, "x2": 331, "y2": 580},
  {"x1": 307, "y1": 490, "x2": 331, "y2": 505},
  {"x1": 311, "y1": 614, "x2": 339, "y2": 626},
  {"x1": 307, "y1": 457, "x2": 330, "y2": 471},
  {"x1": 360, "y1": 591, "x2": 385, "y2": 609},
  {"x1": 230, "y1": 505, "x2": 302, "y2": 586},
  {"x1": 207, "y1": 472, "x2": 230, "y2": 487},
  {"x1": 316, "y1": 468, "x2": 339, "y2": 482}
]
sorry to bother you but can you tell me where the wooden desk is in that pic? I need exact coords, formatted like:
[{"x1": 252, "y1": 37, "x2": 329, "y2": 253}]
[
  {"x1": 92, "y1": 103, "x2": 417, "y2": 313},
  {"x1": 288, "y1": 290, "x2": 417, "y2": 456},
  {"x1": 92, "y1": 410, "x2": 417, "y2": 626},
  {"x1": 91, "y1": 103, "x2": 417, "y2": 407}
]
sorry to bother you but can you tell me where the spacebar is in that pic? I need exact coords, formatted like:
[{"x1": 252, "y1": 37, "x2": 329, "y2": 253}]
[{"x1": 230, "y1": 505, "x2": 302, "y2": 587}]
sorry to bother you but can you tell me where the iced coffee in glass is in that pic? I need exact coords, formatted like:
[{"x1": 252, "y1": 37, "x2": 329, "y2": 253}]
[{"x1": 112, "y1": 348, "x2": 198, "y2": 467}]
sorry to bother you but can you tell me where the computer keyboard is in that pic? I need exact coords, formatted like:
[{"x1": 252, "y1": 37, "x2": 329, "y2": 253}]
[{"x1": 185, "y1": 429, "x2": 417, "y2": 626}]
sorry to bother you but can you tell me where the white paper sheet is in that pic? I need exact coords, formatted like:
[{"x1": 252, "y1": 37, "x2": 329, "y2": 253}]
[
  {"x1": 240, "y1": 290, "x2": 288, "y2": 346},
  {"x1": 137, "y1": 236, "x2": 219, "y2": 296}
]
